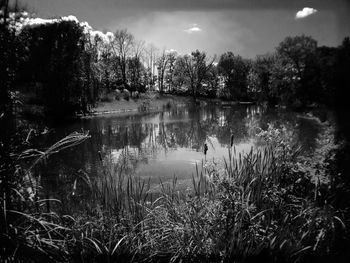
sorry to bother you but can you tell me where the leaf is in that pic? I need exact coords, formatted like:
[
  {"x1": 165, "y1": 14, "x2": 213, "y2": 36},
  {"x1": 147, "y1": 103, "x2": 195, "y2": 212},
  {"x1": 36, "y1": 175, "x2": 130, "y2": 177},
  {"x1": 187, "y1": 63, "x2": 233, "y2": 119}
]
[{"x1": 111, "y1": 235, "x2": 127, "y2": 255}]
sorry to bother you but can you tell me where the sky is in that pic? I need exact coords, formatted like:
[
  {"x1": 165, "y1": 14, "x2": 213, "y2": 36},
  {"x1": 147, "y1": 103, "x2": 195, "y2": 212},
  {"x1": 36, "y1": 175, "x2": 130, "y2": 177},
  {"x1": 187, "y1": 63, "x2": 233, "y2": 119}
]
[{"x1": 19, "y1": 0, "x2": 350, "y2": 58}]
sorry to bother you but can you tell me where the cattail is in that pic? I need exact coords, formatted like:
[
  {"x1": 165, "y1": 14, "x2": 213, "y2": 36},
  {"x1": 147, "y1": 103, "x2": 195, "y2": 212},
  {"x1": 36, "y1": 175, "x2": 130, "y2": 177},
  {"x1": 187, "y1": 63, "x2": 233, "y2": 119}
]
[
  {"x1": 204, "y1": 143, "x2": 208, "y2": 155},
  {"x1": 72, "y1": 179, "x2": 77, "y2": 197}
]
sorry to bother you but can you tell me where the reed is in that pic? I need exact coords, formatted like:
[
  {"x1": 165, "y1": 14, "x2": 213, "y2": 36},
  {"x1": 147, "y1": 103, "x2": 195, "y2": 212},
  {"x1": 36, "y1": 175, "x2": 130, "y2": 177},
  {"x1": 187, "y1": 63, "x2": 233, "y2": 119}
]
[{"x1": 1, "y1": 126, "x2": 346, "y2": 262}]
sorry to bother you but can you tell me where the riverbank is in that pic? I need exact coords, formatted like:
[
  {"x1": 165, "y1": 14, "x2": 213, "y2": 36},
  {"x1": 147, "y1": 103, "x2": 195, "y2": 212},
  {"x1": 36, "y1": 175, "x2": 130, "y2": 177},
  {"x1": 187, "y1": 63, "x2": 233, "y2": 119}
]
[
  {"x1": 85, "y1": 94, "x2": 256, "y2": 117},
  {"x1": 87, "y1": 93, "x2": 192, "y2": 117},
  {"x1": 18, "y1": 90, "x2": 192, "y2": 119},
  {"x1": 17, "y1": 87, "x2": 258, "y2": 120}
]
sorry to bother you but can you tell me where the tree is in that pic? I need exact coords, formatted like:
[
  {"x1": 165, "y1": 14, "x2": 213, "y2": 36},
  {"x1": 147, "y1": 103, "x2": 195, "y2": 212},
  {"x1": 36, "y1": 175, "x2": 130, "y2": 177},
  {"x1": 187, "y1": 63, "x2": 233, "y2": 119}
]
[
  {"x1": 203, "y1": 64, "x2": 219, "y2": 98},
  {"x1": 165, "y1": 51, "x2": 176, "y2": 93},
  {"x1": 156, "y1": 50, "x2": 176, "y2": 94},
  {"x1": 335, "y1": 37, "x2": 350, "y2": 140},
  {"x1": 316, "y1": 46, "x2": 337, "y2": 105},
  {"x1": 218, "y1": 52, "x2": 251, "y2": 100},
  {"x1": 172, "y1": 57, "x2": 187, "y2": 94},
  {"x1": 277, "y1": 35, "x2": 317, "y2": 76},
  {"x1": 127, "y1": 56, "x2": 145, "y2": 92},
  {"x1": 0, "y1": 2, "x2": 15, "y2": 120},
  {"x1": 111, "y1": 29, "x2": 134, "y2": 86},
  {"x1": 247, "y1": 53, "x2": 276, "y2": 103},
  {"x1": 127, "y1": 39, "x2": 145, "y2": 91},
  {"x1": 180, "y1": 50, "x2": 215, "y2": 100},
  {"x1": 276, "y1": 35, "x2": 318, "y2": 105},
  {"x1": 0, "y1": 1, "x2": 28, "y2": 146},
  {"x1": 269, "y1": 54, "x2": 300, "y2": 106},
  {"x1": 0, "y1": 2, "x2": 28, "y2": 121},
  {"x1": 85, "y1": 33, "x2": 114, "y2": 95},
  {"x1": 144, "y1": 44, "x2": 158, "y2": 91},
  {"x1": 20, "y1": 19, "x2": 96, "y2": 116}
]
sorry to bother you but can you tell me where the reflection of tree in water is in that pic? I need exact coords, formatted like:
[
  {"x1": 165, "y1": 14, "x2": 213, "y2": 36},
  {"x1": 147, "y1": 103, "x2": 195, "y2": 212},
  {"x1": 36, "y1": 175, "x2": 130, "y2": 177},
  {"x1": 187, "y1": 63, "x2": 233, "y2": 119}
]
[
  {"x1": 99, "y1": 119, "x2": 154, "y2": 177},
  {"x1": 216, "y1": 107, "x2": 249, "y2": 145},
  {"x1": 155, "y1": 109, "x2": 214, "y2": 151},
  {"x1": 111, "y1": 123, "x2": 147, "y2": 149},
  {"x1": 154, "y1": 106, "x2": 260, "y2": 151},
  {"x1": 36, "y1": 104, "x2": 325, "y2": 213}
]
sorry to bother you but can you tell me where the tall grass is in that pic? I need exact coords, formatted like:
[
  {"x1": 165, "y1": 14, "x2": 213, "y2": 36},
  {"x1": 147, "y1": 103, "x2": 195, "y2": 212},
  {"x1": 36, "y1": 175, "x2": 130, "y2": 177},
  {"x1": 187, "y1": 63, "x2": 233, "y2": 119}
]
[
  {"x1": 1, "y1": 131, "x2": 90, "y2": 262},
  {"x1": 128, "y1": 125, "x2": 345, "y2": 262},
  {"x1": 92, "y1": 157, "x2": 151, "y2": 222},
  {"x1": 1, "y1": 125, "x2": 347, "y2": 262}
]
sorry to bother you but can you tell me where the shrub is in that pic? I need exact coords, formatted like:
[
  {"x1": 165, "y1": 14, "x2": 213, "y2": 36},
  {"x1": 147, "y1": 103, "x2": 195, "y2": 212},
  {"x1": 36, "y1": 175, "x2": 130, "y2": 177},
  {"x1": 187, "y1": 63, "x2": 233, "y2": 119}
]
[
  {"x1": 131, "y1": 91, "x2": 139, "y2": 99},
  {"x1": 99, "y1": 90, "x2": 114, "y2": 102},
  {"x1": 122, "y1": 89, "x2": 130, "y2": 101},
  {"x1": 114, "y1": 89, "x2": 121, "y2": 100}
]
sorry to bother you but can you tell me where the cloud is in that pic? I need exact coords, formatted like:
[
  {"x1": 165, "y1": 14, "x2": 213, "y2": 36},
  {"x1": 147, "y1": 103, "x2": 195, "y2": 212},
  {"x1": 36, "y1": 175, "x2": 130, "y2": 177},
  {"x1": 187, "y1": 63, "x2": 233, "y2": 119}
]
[
  {"x1": 90, "y1": 30, "x2": 114, "y2": 43},
  {"x1": 22, "y1": 15, "x2": 80, "y2": 27},
  {"x1": 61, "y1": 15, "x2": 79, "y2": 23},
  {"x1": 165, "y1": 48, "x2": 177, "y2": 54},
  {"x1": 11, "y1": 13, "x2": 114, "y2": 45},
  {"x1": 184, "y1": 24, "x2": 202, "y2": 33},
  {"x1": 24, "y1": 17, "x2": 56, "y2": 26},
  {"x1": 295, "y1": 7, "x2": 318, "y2": 19}
]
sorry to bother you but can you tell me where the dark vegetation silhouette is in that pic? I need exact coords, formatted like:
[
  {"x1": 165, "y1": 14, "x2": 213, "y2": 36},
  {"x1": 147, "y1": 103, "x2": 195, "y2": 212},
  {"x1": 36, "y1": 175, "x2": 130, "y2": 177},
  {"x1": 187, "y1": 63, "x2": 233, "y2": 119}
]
[
  {"x1": 2, "y1": 10, "x2": 347, "y2": 120},
  {"x1": 2, "y1": 12, "x2": 348, "y2": 116}
]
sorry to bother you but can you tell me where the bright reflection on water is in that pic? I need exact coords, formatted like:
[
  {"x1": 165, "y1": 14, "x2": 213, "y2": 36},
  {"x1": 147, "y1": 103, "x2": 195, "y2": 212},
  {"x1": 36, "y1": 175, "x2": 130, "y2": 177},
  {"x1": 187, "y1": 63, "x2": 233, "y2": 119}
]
[{"x1": 36, "y1": 103, "x2": 323, "y2": 207}]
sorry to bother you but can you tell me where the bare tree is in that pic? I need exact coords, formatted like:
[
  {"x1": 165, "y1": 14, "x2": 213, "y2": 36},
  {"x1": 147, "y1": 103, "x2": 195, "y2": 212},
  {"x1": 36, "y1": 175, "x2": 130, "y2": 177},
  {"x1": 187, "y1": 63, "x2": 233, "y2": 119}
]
[
  {"x1": 127, "y1": 39, "x2": 145, "y2": 90},
  {"x1": 166, "y1": 51, "x2": 177, "y2": 92},
  {"x1": 156, "y1": 50, "x2": 176, "y2": 94},
  {"x1": 133, "y1": 39, "x2": 145, "y2": 60},
  {"x1": 111, "y1": 29, "x2": 134, "y2": 85},
  {"x1": 145, "y1": 44, "x2": 158, "y2": 90}
]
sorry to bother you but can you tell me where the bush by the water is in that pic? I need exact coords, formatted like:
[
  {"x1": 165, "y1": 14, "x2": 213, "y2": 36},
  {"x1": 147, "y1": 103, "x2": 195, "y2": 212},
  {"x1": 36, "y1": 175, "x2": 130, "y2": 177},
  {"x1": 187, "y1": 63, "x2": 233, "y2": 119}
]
[{"x1": 123, "y1": 89, "x2": 130, "y2": 101}]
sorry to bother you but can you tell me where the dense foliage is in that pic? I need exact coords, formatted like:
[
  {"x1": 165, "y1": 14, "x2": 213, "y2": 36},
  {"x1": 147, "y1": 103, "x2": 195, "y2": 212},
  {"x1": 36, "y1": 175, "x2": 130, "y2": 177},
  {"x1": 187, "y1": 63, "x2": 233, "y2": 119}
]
[{"x1": 20, "y1": 20, "x2": 98, "y2": 116}]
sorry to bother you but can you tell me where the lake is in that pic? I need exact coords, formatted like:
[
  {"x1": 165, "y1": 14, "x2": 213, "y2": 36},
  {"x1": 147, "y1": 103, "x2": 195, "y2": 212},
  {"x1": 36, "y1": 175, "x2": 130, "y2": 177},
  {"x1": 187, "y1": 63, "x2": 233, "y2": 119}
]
[{"x1": 33, "y1": 101, "x2": 324, "y2": 212}]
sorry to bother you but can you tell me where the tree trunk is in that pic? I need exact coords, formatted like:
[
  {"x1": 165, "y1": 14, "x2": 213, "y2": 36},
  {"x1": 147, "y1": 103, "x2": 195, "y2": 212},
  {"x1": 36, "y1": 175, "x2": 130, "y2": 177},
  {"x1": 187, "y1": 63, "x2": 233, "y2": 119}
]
[{"x1": 191, "y1": 83, "x2": 197, "y2": 102}]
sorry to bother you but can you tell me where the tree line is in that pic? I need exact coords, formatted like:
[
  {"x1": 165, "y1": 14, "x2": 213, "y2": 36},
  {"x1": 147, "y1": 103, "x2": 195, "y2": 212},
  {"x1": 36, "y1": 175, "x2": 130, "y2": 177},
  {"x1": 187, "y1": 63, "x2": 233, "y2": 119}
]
[{"x1": 1, "y1": 10, "x2": 350, "y2": 119}]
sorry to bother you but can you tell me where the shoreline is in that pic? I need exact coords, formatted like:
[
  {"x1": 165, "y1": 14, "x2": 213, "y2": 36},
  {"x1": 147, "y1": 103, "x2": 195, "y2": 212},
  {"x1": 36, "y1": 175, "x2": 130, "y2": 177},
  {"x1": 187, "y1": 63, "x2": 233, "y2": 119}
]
[{"x1": 80, "y1": 94, "x2": 257, "y2": 118}]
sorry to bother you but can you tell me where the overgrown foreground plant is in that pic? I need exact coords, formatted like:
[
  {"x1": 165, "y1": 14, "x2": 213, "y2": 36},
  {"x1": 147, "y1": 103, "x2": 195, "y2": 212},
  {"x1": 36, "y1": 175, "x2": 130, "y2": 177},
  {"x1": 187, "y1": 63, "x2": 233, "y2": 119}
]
[{"x1": 1, "y1": 124, "x2": 348, "y2": 262}]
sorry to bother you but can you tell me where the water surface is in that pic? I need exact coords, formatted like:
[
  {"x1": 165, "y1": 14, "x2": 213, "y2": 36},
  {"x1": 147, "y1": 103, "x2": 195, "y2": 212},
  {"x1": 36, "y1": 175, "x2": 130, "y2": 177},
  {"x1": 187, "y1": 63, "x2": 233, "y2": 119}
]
[{"x1": 35, "y1": 102, "x2": 324, "y2": 208}]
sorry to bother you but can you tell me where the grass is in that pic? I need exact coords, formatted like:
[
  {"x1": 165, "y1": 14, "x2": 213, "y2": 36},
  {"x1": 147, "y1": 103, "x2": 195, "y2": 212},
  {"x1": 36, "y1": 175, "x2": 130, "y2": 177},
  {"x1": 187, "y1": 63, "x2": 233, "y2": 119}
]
[{"x1": 1, "y1": 124, "x2": 348, "y2": 262}]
